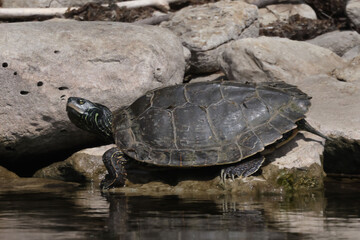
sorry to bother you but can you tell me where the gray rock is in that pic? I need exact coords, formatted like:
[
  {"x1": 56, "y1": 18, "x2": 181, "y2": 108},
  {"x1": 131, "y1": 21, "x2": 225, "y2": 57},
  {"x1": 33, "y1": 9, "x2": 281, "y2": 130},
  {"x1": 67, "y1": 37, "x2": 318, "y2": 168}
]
[
  {"x1": 161, "y1": 1, "x2": 259, "y2": 74},
  {"x1": 1, "y1": 0, "x2": 103, "y2": 7},
  {"x1": 219, "y1": 36, "x2": 347, "y2": 83},
  {"x1": 0, "y1": 21, "x2": 185, "y2": 161},
  {"x1": 306, "y1": 31, "x2": 360, "y2": 56},
  {"x1": 346, "y1": 0, "x2": 360, "y2": 31},
  {"x1": 343, "y1": 45, "x2": 360, "y2": 60},
  {"x1": 259, "y1": 4, "x2": 317, "y2": 26},
  {"x1": 34, "y1": 144, "x2": 111, "y2": 183}
]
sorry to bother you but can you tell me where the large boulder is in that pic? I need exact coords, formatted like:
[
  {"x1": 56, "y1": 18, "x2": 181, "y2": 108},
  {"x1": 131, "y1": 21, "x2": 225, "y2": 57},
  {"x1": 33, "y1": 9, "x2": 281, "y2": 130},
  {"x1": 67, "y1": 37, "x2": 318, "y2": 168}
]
[
  {"x1": 0, "y1": 21, "x2": 185, "y2": 162},
  {"x1": 161, "y1": 1, "x2": 259, "y2": 74},
  {"x1": 219, "y1": 36, "x2": 347, "y2": 83}
]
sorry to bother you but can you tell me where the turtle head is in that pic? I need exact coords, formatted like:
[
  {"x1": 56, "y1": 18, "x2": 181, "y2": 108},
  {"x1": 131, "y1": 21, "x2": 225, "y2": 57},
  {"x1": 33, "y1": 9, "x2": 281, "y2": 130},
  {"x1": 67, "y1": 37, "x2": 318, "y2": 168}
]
[{"x1": 66, "y1": 97, "x2": 114, "y2": 143}]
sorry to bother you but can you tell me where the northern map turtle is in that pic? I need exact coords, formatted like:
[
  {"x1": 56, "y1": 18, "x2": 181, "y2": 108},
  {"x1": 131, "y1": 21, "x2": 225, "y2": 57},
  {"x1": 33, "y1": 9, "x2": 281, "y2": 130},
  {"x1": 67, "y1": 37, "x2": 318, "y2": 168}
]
[{"x1": 66, "y1": 81, "x2": 328, "y2": 189}]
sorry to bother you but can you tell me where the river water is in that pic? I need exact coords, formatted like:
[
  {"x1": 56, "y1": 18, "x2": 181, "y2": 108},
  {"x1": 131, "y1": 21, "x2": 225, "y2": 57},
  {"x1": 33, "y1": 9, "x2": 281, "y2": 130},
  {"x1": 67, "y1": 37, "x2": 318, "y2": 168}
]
[{"x1": 0, "y1": 177, "x2": 359, "y2": 240}]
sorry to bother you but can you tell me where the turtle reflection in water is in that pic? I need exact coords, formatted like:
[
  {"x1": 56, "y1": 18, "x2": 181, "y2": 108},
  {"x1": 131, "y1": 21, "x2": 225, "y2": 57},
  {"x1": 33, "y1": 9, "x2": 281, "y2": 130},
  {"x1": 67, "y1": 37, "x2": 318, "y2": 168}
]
[{"x1": 66, "y1": 81, "x2": 328, "y2": 189}]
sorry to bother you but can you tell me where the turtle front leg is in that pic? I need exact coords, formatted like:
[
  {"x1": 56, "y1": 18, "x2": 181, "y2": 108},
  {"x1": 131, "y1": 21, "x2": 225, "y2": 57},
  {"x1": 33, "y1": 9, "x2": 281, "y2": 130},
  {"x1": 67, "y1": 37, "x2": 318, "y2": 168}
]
[
  {"x1": 101, "y1": 147, "x2": 128, "y2": 189},
  {"x1": 220, "y1": 155, "x2": 265, "y2": 183}
]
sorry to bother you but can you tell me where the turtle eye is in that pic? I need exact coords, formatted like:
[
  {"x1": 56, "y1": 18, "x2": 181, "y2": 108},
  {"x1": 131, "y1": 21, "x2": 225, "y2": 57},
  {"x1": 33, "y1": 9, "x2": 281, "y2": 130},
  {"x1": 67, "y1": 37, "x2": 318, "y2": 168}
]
[{"x1": 78, "y1": 99, "x2": 85, "y2": 105}]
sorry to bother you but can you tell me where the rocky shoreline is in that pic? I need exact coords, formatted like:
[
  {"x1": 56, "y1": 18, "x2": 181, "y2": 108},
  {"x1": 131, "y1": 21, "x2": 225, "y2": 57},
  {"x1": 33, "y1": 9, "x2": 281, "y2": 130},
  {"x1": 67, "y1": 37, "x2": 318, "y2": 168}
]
[{"x1": 0, "y1": 0, "x2": 359, "y2": 194}]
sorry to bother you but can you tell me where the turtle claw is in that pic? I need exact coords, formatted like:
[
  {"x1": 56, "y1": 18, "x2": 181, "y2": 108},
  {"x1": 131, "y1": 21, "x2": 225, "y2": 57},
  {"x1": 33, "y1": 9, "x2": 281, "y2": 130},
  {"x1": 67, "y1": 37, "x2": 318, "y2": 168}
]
[{"x1": 220, "y1": 156, "x2": 265, "y2": 182}]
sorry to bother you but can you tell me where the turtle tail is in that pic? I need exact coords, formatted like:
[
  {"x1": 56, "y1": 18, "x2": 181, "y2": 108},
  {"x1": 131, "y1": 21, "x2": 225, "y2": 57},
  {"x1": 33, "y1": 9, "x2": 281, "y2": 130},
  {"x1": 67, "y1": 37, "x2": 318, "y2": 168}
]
[{"x1": 297, "y1": 119, "x2": 330, "y2": 141}]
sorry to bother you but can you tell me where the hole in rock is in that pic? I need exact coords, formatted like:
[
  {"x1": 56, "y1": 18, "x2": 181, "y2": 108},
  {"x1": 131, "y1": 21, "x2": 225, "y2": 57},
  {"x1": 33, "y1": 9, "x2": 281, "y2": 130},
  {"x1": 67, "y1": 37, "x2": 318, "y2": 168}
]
[
  {"x1": 58, "y1": 86, "x2": 69, "y2": 90},
  {"x1": 42, "y1": 115, "x2": 52, "y2": 122},
  {"x1": 37, "y1": 81, "x2": 43, "y2": 87},
  {"x1": 2, "y1": 62, "x2": 8, "y2": 68},
  {"x1": 20, "y1": 91, "x2": 29, "y2": 95},
  {"x1": 54, "y1": 50, "x2": 60, "y2": 54},
  {"x1": 13, "y1": 72, "x2": 17, "y2": 75},
  {"x1": 5, "y1": 146, "x2": 16, "y2": 151}
]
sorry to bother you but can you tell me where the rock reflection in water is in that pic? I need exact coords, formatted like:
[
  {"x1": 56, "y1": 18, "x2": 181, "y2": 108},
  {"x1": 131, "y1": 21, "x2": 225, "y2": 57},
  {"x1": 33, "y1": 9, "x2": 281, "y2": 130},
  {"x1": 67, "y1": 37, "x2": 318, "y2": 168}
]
[{"x1": 0, "y1": 179, "x2": 359, "y2": 240}]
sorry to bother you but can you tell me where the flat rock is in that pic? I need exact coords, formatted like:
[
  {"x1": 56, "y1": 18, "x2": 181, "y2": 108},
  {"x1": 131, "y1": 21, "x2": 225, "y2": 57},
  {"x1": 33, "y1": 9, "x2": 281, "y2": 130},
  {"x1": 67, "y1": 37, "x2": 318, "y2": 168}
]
[
  {"x1": 39, "y1": 132, "x2": 325, "y2": 194},
  {"x1": 219, "y1": 36, "x2": 347, "y2": 83},
  {"x1": 0, "y1": 21, "x2": 185, "y2": 162},
  {"x1": 306, "y1": 31, "x2": 360, "y2": 56},
  {"x1": 111, "y1": 132, "x2": 325, "y2": 194},
  {"x1": 161, "y1": 1, "x2": 259, "y2": 74},
  {"x1": 259, "y1": 4, "x2": 317, "y2": 26},
  {"x1": 33, "y1": 144, "x2": 112, "y2": 183}
]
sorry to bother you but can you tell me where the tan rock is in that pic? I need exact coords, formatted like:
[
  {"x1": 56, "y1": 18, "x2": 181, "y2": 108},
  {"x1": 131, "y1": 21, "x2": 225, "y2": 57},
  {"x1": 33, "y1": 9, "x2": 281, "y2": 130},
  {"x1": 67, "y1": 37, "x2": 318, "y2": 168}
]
[
  {"x1": 34, "y1": 144, "x2": 113, "y2": 183},
  {"x1": 0, "y1": 166, "x2": 19, "y2": 180}
]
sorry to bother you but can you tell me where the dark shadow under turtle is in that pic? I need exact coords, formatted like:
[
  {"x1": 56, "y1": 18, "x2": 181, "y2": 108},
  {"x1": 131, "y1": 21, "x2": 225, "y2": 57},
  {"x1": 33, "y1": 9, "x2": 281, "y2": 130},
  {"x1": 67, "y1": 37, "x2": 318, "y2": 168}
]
[{"x1": 66, "y1": 81, "x2": 328, "y2": 189}]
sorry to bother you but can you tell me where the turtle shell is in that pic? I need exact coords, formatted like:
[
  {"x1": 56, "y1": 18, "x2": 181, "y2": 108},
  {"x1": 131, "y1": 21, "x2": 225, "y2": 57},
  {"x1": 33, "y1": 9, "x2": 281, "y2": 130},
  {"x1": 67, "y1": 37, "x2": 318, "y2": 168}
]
[{"x1": 112, "y1": 81, "x2": 311, "y2": 167}]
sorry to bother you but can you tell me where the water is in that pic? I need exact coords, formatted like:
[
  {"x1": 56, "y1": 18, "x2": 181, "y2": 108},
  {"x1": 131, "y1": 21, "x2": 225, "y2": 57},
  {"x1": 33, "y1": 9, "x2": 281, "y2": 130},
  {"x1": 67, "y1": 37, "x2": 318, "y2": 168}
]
[{"x1": 0, "y1": 178, "x2": 359, "y2": 240}]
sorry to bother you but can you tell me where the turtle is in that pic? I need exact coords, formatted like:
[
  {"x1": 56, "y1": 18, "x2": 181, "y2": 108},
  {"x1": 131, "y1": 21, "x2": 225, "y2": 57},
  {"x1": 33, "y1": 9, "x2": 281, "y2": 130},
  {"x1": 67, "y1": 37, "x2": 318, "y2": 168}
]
[{"x1": 66, "y1": 81, "x2": 328, "y2": 189}]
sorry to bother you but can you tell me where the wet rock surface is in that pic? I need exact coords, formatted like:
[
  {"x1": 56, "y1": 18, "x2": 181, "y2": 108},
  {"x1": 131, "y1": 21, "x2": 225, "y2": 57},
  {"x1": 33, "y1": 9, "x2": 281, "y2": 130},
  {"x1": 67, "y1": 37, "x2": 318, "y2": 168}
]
[
  {"x1": 33, "y1": 132, "x2": 325, "y2": 194},
  {"x1": 1, "y1": 165, "x2": 79, "y2": 193}
]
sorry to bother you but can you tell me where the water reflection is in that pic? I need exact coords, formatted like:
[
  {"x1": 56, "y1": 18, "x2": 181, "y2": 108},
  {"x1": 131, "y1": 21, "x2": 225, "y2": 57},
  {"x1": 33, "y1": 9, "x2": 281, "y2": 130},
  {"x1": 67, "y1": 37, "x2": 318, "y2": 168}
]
[{"x1": 0, "y1": 179, "x2": 359, "y2": 240}]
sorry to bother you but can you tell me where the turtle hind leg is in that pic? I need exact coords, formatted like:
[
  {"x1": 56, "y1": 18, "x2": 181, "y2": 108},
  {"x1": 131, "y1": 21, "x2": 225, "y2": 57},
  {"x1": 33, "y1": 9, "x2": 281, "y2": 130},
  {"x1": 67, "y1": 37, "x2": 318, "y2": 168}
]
[
  {"x1": 221, "y1": 155, "x2": 265, "y2": 182},
  {"x1": 100, "y1": 147, "x2": 128, "y2": 189}
]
